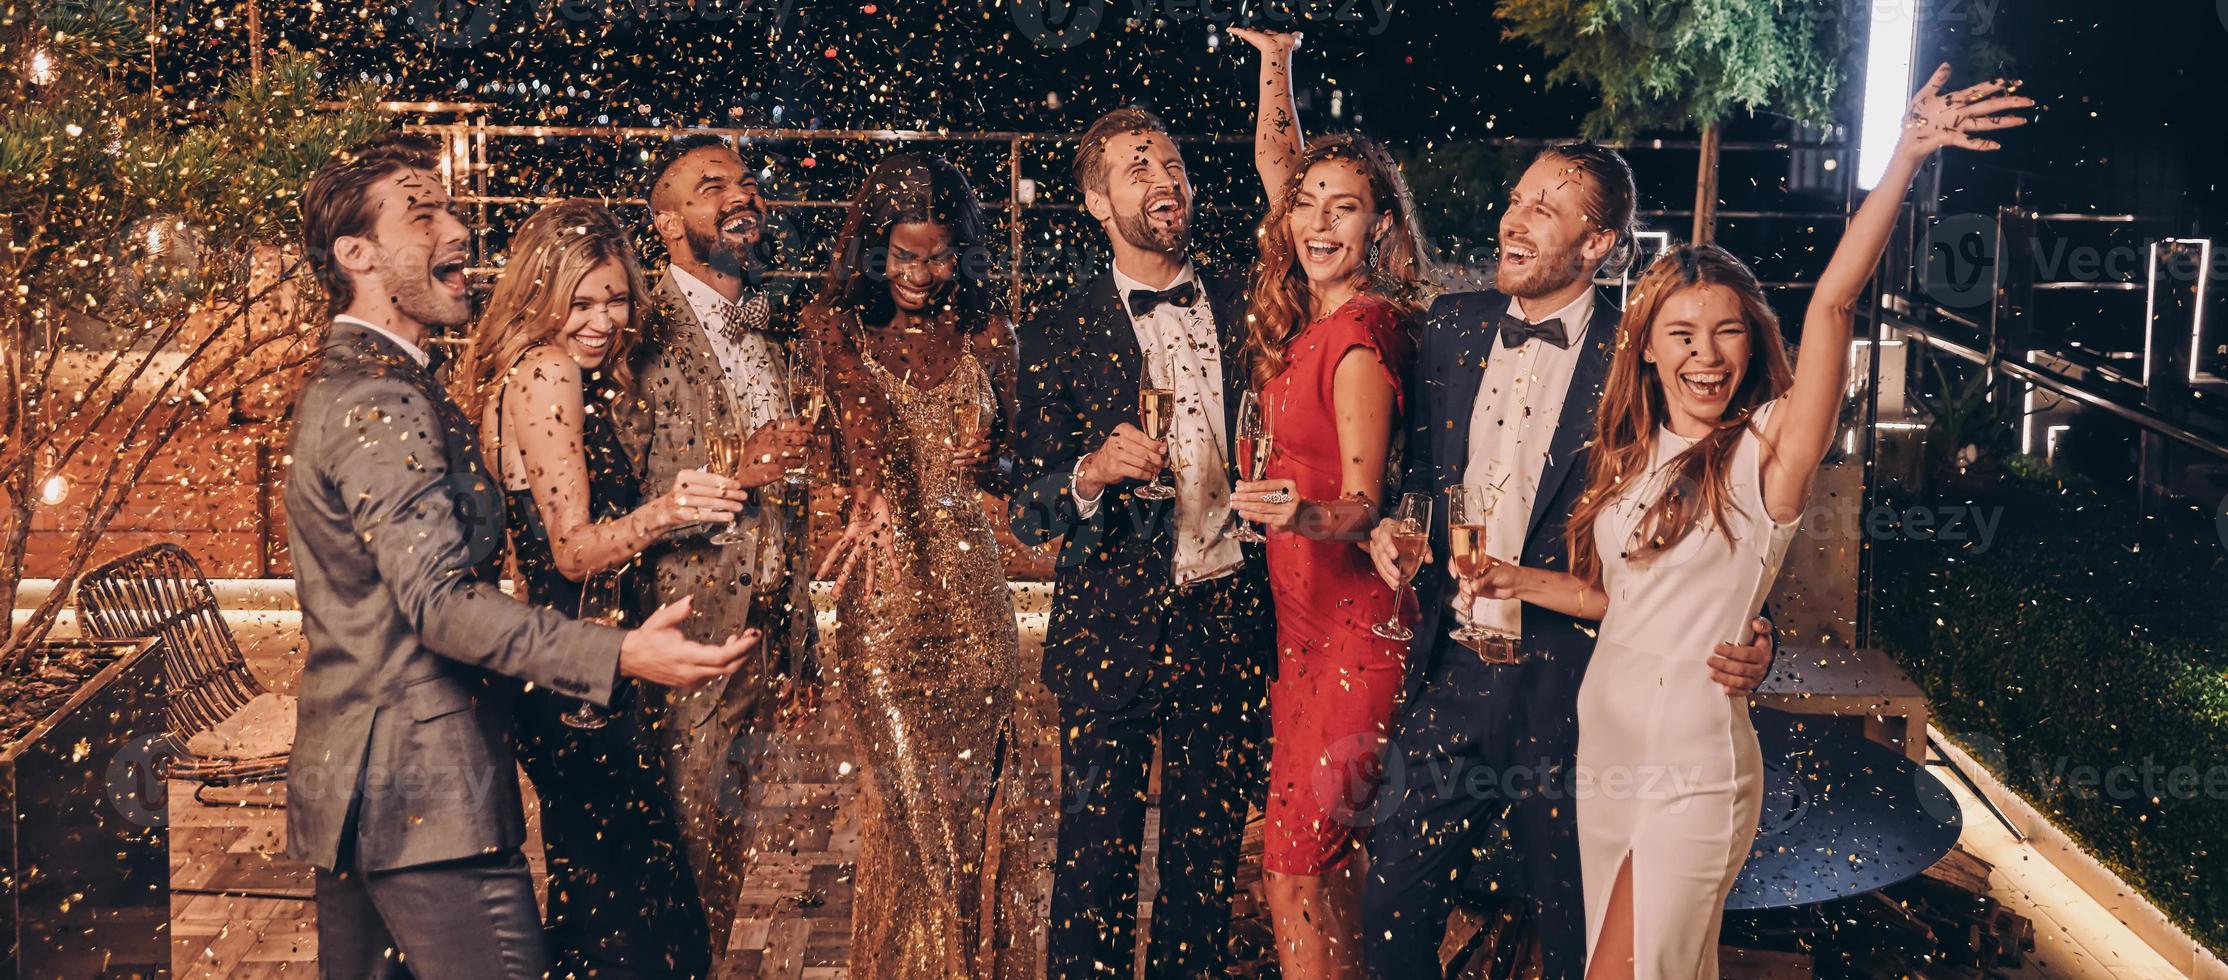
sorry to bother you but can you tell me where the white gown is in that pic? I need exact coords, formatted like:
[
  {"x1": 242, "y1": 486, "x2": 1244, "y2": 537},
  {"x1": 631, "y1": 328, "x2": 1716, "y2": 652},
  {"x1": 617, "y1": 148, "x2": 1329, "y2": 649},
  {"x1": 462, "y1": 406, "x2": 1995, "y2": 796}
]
[{"x1": 1576, "y1": 401, "x2": 1798, "y2": 978}]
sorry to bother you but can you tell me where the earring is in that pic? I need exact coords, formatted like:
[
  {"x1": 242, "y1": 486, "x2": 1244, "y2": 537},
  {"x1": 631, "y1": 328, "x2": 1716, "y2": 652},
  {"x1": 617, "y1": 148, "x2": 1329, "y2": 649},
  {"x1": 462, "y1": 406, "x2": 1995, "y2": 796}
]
[{"x1": 1365, "y1": 236, "x2": 1382, "y2": 271}]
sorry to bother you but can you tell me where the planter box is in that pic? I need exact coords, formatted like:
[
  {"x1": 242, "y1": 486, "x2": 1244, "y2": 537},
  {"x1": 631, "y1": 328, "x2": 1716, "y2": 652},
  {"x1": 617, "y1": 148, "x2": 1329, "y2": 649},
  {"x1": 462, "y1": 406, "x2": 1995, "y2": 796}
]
[{"x1": 0, "y1": 638, "x2": 167, "y2": 979}]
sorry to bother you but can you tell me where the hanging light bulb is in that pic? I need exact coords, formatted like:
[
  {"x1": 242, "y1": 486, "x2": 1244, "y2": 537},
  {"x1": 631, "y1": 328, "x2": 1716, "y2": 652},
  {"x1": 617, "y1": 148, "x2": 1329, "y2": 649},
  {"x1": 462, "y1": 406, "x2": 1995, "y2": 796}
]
[{"x1": 37, "y1": 456, "x2": 68, "y2": 506}]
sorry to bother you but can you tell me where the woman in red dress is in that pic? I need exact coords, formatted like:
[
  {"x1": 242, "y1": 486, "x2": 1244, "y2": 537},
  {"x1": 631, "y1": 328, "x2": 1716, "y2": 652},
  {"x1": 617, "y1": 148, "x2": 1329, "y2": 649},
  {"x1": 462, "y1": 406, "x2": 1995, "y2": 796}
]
[{"x1": 1229, "y1": 28, "x2": 1434, "y2": 980}]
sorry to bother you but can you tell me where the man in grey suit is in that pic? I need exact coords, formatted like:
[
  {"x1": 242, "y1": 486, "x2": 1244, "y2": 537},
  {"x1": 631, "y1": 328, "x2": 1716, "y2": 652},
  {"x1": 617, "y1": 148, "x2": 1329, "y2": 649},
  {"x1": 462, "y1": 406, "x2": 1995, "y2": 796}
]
[
  {"x1": 622, "y1": 134, "x2": 816, "y2": 974},
  {"x1": 287, "y1": 134, "x2": 759, "y2": 979}
]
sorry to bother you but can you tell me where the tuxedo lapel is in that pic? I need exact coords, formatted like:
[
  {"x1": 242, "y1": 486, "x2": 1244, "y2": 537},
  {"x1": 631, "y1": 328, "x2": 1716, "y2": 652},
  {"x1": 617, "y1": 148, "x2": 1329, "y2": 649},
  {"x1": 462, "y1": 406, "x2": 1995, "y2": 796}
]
[
  {"x1": 1523, "y1": 288, "x2": 1619, "y2": 544},
  {"x1": 1434, "y1": 291, "x2": 1513, "y2": 494},
  {"x1": 1077, "y1": 272, "x2": 1142, "y2": 423},
  {"x1": 654, "y1": 271, "x2": 740, "y2": 440}
]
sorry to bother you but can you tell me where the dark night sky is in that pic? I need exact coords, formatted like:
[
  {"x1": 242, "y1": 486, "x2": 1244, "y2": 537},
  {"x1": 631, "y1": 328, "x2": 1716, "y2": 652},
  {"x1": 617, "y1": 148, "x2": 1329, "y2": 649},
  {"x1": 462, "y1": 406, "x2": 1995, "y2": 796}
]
[{"x1": 150, "y1": 0, "x2": 2228, "y2": 321}]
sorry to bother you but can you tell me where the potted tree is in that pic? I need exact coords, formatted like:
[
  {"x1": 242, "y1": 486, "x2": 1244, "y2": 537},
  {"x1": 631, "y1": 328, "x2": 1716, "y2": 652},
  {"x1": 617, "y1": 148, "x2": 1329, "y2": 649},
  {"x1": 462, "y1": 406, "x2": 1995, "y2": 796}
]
[{"x1": 1494, "y1": 0, "x2": 1843, "y2": 243}]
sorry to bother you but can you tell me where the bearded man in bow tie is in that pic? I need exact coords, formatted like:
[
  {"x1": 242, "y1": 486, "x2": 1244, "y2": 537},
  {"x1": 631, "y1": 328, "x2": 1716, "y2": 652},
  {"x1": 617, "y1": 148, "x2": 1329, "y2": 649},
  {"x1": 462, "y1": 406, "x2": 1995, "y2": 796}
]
[
  {"x1": 1010, "y1": 107, "x2": 1276, "y2": 978},
  {"x1": 621, "y1": 133, "x2": 817, "y2": 977}
]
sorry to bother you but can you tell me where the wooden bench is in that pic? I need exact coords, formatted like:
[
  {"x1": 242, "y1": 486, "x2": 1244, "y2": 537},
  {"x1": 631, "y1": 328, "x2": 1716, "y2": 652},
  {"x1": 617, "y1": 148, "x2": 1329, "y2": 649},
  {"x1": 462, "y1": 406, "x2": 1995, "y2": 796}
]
[{"x1": 1754, "y1": 645, "x2": 1930, "y2": 762}]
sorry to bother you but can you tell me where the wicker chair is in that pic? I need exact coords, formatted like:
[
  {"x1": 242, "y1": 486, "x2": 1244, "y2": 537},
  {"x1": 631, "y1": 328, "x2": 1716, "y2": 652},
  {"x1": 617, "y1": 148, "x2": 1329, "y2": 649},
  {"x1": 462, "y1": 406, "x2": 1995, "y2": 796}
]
[{"x1": 74, "y1": 543, "x2": 291, "y2": 803}]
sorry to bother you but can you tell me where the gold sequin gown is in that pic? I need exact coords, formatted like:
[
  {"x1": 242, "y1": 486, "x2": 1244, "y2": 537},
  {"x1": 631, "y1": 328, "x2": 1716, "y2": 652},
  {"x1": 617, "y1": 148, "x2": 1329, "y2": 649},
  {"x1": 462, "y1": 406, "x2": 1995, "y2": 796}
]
[{"x1": 835, "y1": 345, "x2": 1035, "y2": 979}]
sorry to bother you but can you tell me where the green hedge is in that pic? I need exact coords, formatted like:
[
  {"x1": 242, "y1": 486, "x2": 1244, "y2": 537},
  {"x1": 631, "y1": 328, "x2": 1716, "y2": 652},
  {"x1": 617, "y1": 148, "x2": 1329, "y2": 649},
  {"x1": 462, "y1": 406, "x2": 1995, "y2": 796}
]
[{"x1": 1874, "y1": 459, "x2": 2228, "y2": 955}]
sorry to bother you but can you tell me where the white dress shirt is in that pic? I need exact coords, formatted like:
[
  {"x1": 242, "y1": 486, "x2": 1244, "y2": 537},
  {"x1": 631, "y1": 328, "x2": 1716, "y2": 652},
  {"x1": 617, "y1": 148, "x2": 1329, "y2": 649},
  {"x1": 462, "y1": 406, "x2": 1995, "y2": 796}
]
[
  {"x1": 334, "y1": 314, "x2": 431, "y2": 368},
  {"x1": 1456, "y1": 288, "x2": 1596, "y2": 634},
  {"x1": 670, "y1": 265, "x2": 788, "y2": 431},
  {"x1": 1074, "y1": 263, "x2": 1243, "y2": 586}
]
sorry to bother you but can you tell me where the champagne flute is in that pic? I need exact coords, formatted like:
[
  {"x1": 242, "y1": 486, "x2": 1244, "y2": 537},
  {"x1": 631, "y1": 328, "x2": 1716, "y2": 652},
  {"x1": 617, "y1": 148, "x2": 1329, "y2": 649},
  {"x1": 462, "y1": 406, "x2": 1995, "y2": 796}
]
[
  {"x1": 787, "y1": 377, "x2": 827, "y2": 487},
  {"x1": 1135, "y1": 359, "x2": 1178, "y2": 501},
  {"x1": 941, "y1": 392, "x2": 987, "y2": 511},
  {"x1": 1232, "y1": 389, "x2": 1272, "y2": 544},
  {"x1": 1447, "y1": 484, "x2": 1519, "y2": 662},
  {"x1": 559, "y1": 569, "x2": 627, "y2": 730},
  {"x1": 704, "y1": 427, "x2": 753, "y2": 546},
  {"x1": 1370, "y1": 493, "x2": 1432, "y2": 641}
]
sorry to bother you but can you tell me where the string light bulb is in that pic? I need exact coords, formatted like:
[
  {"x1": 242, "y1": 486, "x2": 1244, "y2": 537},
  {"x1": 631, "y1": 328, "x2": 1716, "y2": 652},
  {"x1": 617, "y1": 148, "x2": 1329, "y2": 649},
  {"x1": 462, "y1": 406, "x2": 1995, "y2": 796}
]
[
  {"x1": 39, "y1": 474, "x2": 67, "y2": 506},
  {"x1": 25, "y1": 48, "x2": 56, "y2": 86}
]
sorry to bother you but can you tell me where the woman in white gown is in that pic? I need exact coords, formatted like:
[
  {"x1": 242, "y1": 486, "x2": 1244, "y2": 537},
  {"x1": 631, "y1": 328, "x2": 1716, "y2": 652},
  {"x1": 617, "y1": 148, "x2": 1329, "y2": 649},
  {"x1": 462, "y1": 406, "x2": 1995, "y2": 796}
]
[{"x1": 1460, "y1": 67, "x2": 2031, "y2": 979}]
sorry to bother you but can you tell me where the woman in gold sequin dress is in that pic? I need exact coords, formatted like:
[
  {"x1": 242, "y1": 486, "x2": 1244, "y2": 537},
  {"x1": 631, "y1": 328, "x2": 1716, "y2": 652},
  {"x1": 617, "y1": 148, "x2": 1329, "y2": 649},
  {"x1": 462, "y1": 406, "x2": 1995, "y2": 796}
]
[{"x1": 805, "y1": 153, "x2": 1038, "y2": 979}]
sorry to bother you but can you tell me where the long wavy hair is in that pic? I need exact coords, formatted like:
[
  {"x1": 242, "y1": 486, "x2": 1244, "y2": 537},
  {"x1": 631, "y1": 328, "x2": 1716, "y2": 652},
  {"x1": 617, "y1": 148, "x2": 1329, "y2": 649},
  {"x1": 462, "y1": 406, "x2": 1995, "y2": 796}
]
[
  {"x1": 1565, "y1": 244, "x2": 1795, "y2": 585},
  {"x1": 806, "y1": 152, "x2": 994, "y2": 333},
  {"x1": 801, "y1": 152, "x2": 999, "y2": 486},
  {"x1": 457, "y1": 198, "x2": 651, "y2": 421},
  {"x1": 1243, "y1": 134, "x2": 1432, "y2": 389}
]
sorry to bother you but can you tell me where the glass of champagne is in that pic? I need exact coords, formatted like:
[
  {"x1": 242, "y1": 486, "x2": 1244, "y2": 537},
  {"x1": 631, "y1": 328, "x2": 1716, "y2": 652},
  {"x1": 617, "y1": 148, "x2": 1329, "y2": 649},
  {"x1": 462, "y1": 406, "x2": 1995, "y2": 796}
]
[
  {"x1": 787, "y1": 377, "x2": 828, "y2": 487},
  {"x1": 559, "y1": 569, "x2": 627, "y2": 730},
  {"x1": 703, "y1": 426, "x2": 752, "y2": 546},
  {"x1": 942, "y1": 392, "x2": 987, "y2": 510},
  {"x1": 1447, "y1": 484, "x2": 1519, "y2": 662},
  {"x1": 1371, "y1": 492, "x2": 1432, "y2": 640},
  {"x1": 1232, "y1": 389, "x2": 1272, "y2": 544},
  {"x1": 1135, "y1": 360, "x2": 1179, "y2": 501}
]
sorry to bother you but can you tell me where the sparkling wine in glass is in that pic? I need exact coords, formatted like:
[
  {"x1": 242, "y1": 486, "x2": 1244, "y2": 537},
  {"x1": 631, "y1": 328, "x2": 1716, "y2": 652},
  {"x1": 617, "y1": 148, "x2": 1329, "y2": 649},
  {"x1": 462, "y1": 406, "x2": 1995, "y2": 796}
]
[
  {"x1": 1135, "y1": 381, "x2": 1178, "y2": 501},
  {"x1": 941, "y1": 394, "x2": 987, "y2": 510},
  {"x1": 1232, "y1": 389, "x2": 1271, "y2": 544},
  {"x1": 785, "y1": 381, "x2": 828, "y2": 487},
  {"x1": 1371, "y1": 492, "x2": 1432, "y2": 640},
  {"x1": 704, "y1": 428, "x2": 752, "y2": 546},
  {"x1": 1446, "y1": 484, "x2": 1518, "y2": 661}
]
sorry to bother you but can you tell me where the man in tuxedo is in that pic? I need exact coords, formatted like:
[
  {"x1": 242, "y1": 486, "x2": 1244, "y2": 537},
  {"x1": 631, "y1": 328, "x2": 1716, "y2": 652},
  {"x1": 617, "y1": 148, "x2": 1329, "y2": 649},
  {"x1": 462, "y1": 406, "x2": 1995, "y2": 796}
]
[
  {"x1": 287, "y1": 134, "x2": 758, "y2": 979},
  {"x1": 1357, "y1": 142, "x2": 1776, "y2": 979},
  {"x1": 1011, "y1": 107, "x2": 1275, "y2": 978},
  {"x1": 622, "y1": 133, "x2": 817, "y2": 976}
]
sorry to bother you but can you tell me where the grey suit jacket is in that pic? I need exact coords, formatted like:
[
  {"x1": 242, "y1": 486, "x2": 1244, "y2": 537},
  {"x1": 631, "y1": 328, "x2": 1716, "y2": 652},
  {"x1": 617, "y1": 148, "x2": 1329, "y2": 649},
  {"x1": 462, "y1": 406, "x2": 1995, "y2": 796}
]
[
  {"x1": 620, "y1": 271, "x2": 815, "y2": 680},
  {"x1": 283, "y1": 321, "x2": 623, "y2": 873}
]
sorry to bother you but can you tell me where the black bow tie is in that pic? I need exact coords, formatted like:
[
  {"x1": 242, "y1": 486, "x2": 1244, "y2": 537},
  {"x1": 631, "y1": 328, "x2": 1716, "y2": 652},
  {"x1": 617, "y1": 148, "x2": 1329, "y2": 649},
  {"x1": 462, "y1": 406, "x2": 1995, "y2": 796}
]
[
  {"x1": 1126, "y1": 280, "x2": 1199, "y2": 318},
  {"x1": 1499, "y1": 312, "x2": 1571, "y2": 349}
]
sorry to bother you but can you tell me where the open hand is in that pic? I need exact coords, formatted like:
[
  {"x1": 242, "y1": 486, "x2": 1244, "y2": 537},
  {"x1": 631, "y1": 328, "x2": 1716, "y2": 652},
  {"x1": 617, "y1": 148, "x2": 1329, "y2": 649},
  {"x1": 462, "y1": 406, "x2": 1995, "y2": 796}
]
[
  {"x1": 818, "y1": 488, "x2": 897, "y2": 594},
  {"x1": 1896, "y1": 64, "x2": 2033, "y2": 160},
  {"x1": 1227, "y1": 27, "x2": 1302, "y2": 58},
  {"x1": 618, "y1": 596, "x2": 759, "y2": 689},
  {"x1": 656, "y1": 467, "x2": 747, "y2": 531}
]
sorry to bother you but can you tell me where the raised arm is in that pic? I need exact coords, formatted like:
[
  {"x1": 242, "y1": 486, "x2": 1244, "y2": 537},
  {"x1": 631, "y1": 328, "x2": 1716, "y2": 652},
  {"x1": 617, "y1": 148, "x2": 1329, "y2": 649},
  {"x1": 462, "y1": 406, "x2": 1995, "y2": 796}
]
[
  {"x1": 504, "y1": 348, "x2": 741, "y2": 582},
  {"x1": 1764, "y1": 64, "x2": 2030, "y2": 520},
  {"x1": 1230, "y1": 28, "x2": 1305, "y2": 198}
]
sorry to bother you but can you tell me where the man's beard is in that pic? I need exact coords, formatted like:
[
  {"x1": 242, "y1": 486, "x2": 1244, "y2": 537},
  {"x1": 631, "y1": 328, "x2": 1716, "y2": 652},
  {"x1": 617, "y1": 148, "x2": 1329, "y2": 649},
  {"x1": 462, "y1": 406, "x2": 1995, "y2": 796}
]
[
  {"x1": 382, "y1": 252, "x2": 470, "y2": 329},
  {"x1": 1496, "y1": 244, "x2": 1594, "y2": 300},
  {"x1": 1112, "y1": 204, "x2": 1189, "y2": 256},
  {"x1": 684, "y1": 220, "x2": 752, "y2": 278}
]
